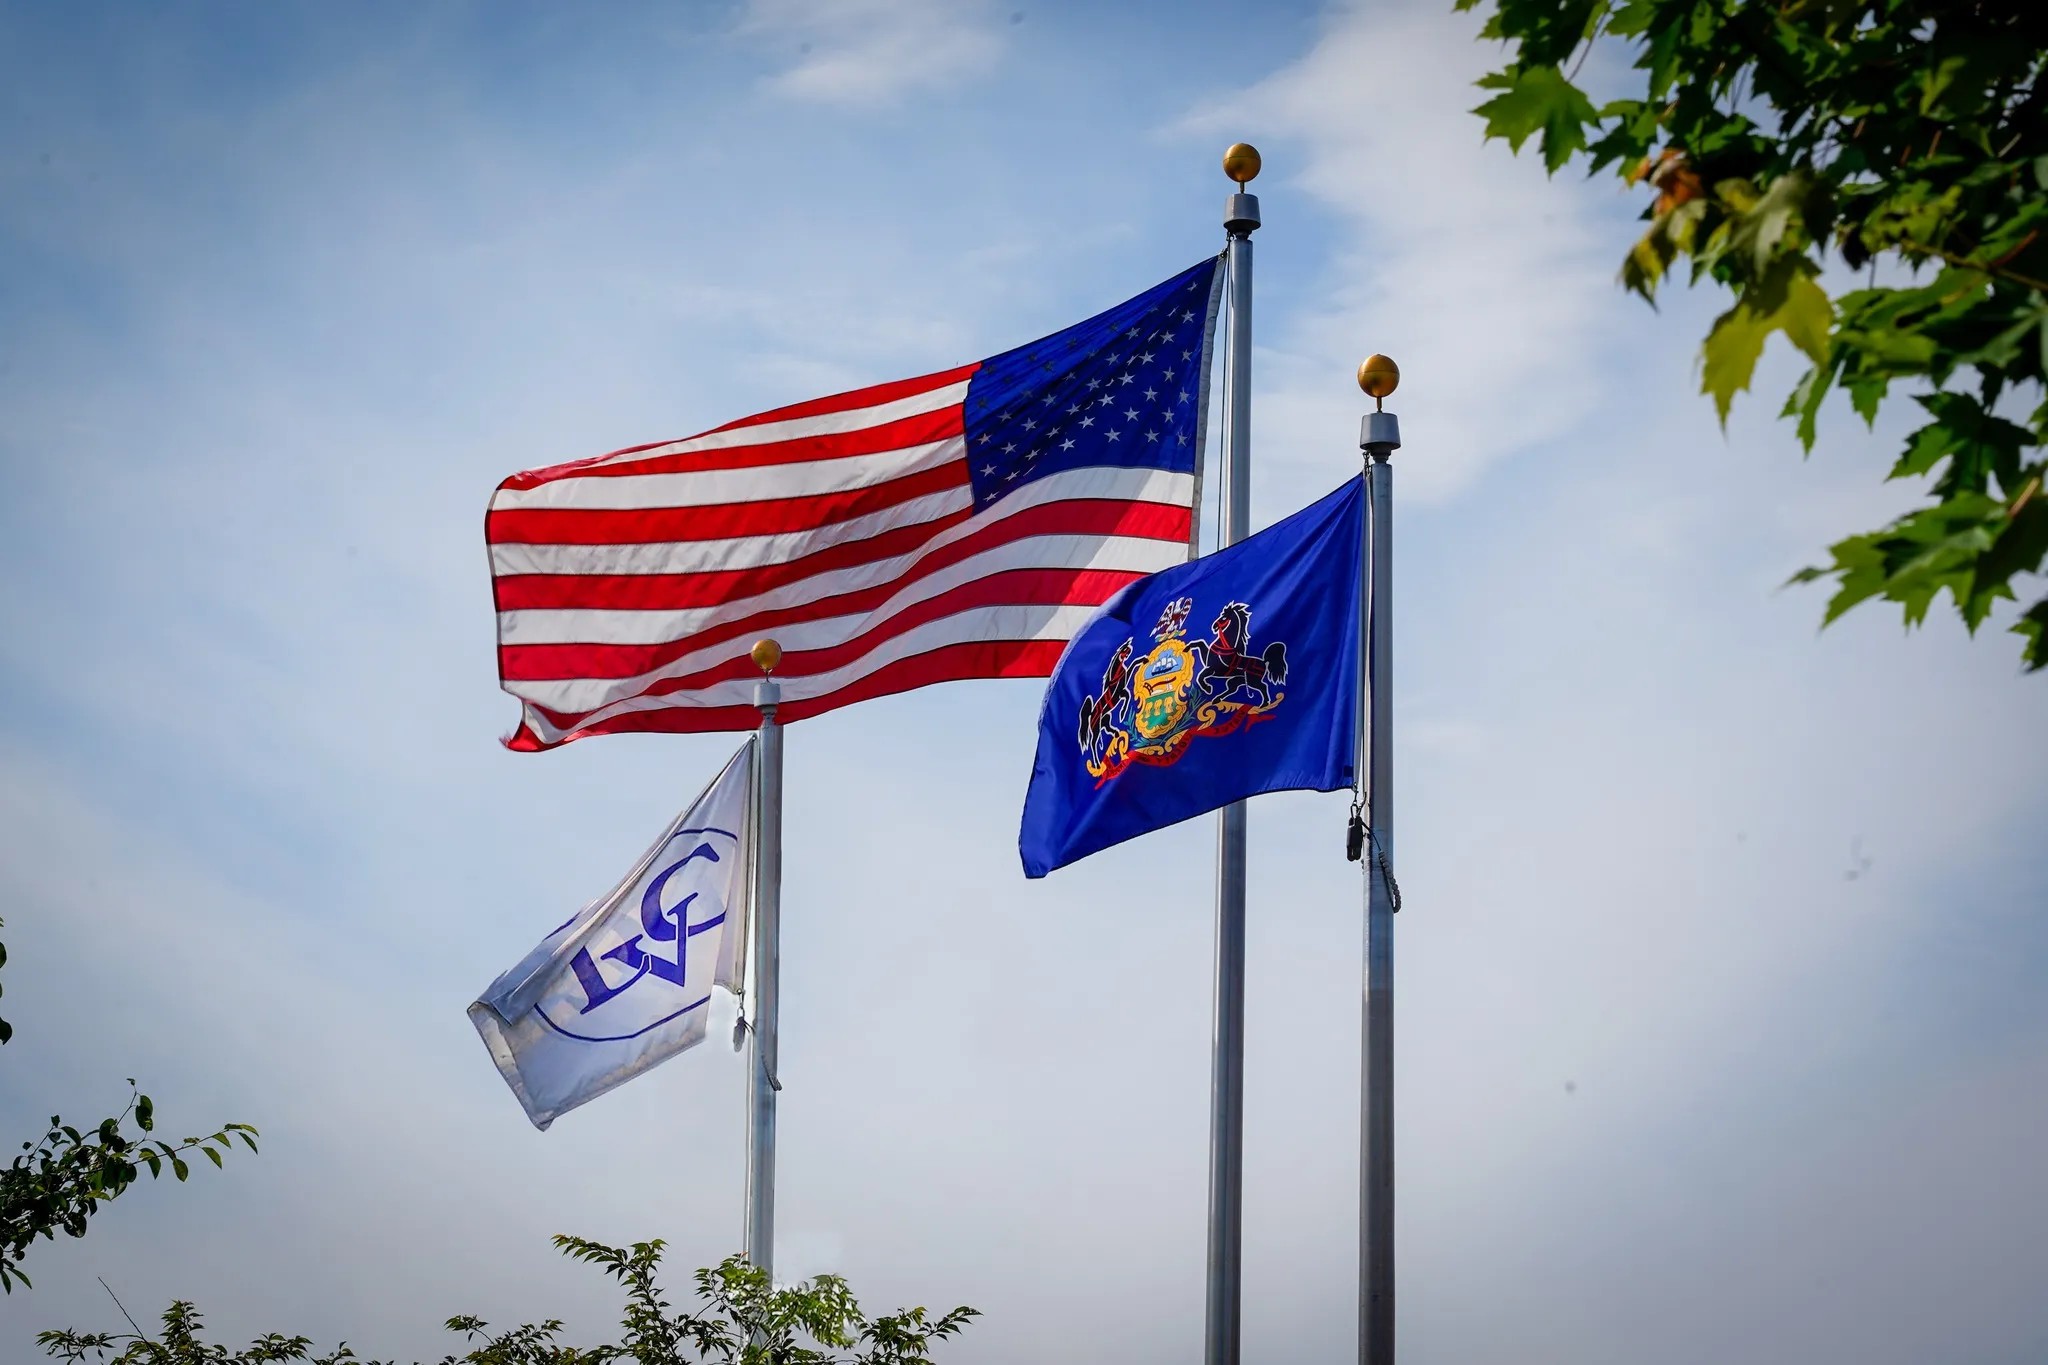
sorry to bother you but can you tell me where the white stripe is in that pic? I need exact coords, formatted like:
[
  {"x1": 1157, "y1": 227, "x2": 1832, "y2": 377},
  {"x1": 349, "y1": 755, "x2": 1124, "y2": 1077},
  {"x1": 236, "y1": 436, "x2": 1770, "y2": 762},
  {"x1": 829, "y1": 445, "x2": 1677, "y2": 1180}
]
[
  {"x1": 573, "y1": 377, "x2": 970, "y2": 473},
  {"x1": 504, "y1": 531, "x2": 1186, "y2": 714},
  {"x1": 502, "y1": 526, "x2": 1177, "y2": 647},
  {"x1": 492, "y1": 436, "x2": 966, "y2": 512},
  {"x1": 491, "y1": 465, "x2": 1194, "y2": 579},
  {"x1": 513, "y1": 601, "x2": 1104, "y2": 742},
  {"x1": 490, "y1": 484, "x2": 970, "y2": 581}
]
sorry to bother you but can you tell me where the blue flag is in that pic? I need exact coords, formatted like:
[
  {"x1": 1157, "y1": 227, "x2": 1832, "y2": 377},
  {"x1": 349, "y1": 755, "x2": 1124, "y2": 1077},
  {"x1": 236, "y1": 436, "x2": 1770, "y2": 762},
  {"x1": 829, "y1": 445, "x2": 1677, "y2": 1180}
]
[{"x1": 1019, "y1": 478, "x2": 1363, "y2": 877}]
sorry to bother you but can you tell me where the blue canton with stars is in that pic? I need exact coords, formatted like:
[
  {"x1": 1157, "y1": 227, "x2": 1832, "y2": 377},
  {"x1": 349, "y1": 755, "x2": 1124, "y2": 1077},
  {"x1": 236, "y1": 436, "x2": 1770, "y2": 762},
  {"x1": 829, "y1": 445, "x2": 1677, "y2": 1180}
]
[{"x1": 962, "y1": 257, "x2": 1223, "y2": 510}]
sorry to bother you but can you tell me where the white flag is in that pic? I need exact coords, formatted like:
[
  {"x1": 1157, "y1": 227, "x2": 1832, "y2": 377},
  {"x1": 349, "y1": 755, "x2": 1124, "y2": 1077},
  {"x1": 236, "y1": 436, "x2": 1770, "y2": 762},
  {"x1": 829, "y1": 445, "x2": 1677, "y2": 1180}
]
[{"x1": 470, "y1": 740, "x2": 754, "y2": 1129}]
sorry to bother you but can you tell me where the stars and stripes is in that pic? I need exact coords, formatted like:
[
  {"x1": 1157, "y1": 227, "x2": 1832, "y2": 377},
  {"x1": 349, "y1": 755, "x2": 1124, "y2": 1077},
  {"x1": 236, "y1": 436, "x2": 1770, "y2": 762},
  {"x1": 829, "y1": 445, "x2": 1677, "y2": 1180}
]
[{"x1": 489, "y1": 257, "x2": 1225, "y2": 749}]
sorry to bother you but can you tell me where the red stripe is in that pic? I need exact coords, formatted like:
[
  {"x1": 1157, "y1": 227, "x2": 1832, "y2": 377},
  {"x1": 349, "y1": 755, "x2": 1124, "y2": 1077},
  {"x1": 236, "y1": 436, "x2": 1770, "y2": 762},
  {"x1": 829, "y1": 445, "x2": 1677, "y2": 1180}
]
[
  {"x1": 487, "y1": 460, "x2": 969, "y2": 547},
  {"x1": 495, "y1": 365, "x2": 979, "y2": 494},
  {"x1": 517, "y1": 568, "x2": 1130, "y2": 724},
  {"x1": 494, "y1": 498, "x2": 1191, "y2": 612},
  {"x1": 506, "y1": 406, "x2": 968, "y2": 487},
  {"x1": 496, "y1": 437, "x2": 683, "y2": 494},
  {"x1": 504, "y1": 638, "x2": 1064, "y2": 748},
  {"x1": 709, "y1": 363, "x2": 977, "y2": 433},
  {"x1": 503, "y1": 564, "x2": 1141, "y2": 684}
]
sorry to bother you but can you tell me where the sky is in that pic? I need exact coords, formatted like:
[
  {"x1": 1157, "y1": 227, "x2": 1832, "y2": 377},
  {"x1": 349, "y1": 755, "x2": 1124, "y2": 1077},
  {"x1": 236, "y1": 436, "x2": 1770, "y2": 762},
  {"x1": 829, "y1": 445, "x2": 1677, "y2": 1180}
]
[{"x1": 2, "y1": 2, "x2": 2046, "y2": 1362}]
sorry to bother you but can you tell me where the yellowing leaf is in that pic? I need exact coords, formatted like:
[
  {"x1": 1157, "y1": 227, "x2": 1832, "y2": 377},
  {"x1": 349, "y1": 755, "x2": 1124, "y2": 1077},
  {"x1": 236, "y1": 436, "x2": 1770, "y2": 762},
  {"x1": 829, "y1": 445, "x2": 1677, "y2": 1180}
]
[
  {"x1": 1702, "y1": 305, "x2": 1770, "y2": 422},
  {"x1": 1779, "y1": 268, "x2": 1833, "y2": 365},
  {"x1": 1700, "y1": 258, "x2": 1834, "y2": 422},
  {"x1": 1721, "y1": 169, "x2": 1816, "y2": 278},
  {"x1": 1716, "y1": 177, "x2": 1761, "y2": 214},
  {"x1": 1618, "y1": 197, "x2": 1705, "y2": 302}
]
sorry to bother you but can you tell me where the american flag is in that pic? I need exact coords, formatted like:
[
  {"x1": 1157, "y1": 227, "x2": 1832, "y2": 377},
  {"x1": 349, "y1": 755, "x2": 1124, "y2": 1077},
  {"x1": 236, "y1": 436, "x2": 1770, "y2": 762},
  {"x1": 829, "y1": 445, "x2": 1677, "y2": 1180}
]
[{"x1": 488, "y1": 257, "x2": 1224, "y2": 749}]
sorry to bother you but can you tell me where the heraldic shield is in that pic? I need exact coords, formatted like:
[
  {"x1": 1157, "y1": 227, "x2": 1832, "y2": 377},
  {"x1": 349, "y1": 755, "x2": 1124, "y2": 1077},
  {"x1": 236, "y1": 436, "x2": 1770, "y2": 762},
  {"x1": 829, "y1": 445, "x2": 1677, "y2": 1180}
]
[{"x1": 1020, "y1": 477, "x2": 1363, "y2": 877}]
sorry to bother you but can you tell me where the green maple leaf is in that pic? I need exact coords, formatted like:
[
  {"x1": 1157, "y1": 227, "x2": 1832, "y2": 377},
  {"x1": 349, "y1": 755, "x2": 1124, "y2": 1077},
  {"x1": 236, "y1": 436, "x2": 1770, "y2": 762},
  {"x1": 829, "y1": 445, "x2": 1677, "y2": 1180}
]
[
  {"x1": 2013, "y1": 598, "x2": 2048, "y2": 671},
  {"x1": 1468, "y1": 0, "x2": 2048, "y2": 674},
  {"x1": 1473, "y1": 65, "x2": 1599, "y2": 173}
]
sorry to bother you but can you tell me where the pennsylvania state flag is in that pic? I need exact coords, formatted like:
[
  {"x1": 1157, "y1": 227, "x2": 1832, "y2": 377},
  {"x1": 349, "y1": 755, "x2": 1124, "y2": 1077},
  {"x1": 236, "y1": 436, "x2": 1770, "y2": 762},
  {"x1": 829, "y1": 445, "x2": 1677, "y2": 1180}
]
[{"x1": 1020, "y1": 478, "x2": 1362, "y2": 877}]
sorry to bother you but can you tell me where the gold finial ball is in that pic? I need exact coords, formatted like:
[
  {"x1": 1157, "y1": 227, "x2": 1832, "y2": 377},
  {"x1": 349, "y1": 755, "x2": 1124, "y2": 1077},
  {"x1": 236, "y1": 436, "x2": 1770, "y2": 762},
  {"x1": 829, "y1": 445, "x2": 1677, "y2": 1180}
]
[
  {"x1": 1357, "y1": 354, "x2": 1400, "y2": 400},
  {"x1": 750, "y1": 639, "x2": 783, "y2": 674},
  {"x1": 1222, "y1": 143, "x2": 1262, "y2": 185}
]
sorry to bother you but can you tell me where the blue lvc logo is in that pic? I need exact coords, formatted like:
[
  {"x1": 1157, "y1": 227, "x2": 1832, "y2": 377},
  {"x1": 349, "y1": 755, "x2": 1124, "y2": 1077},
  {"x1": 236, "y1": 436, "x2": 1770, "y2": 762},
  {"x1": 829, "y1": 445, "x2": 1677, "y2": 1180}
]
[{"x1": 535, "y1": 825, "x2": 739, "y2": 1043}]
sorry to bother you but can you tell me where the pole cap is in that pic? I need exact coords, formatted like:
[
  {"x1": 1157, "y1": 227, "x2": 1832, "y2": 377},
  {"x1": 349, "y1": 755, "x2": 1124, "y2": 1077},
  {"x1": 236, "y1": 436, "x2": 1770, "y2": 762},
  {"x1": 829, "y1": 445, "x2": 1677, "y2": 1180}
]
[
  {"x1": 750, "y1": 639, "x2": 782, "y2": 674},
  {"x1": 1360, "y1": 411, "x2": 1402, "y2": 453},
  {"x1": 1222, "y1": 143, "x2": 1262, "y2": 185},
  {"x1": 1357, "y1": 354, "x2": 1399, "y2": 406},
  {"x1": 1224, "y1": 192, "x2": 1261, "y2": 234}
]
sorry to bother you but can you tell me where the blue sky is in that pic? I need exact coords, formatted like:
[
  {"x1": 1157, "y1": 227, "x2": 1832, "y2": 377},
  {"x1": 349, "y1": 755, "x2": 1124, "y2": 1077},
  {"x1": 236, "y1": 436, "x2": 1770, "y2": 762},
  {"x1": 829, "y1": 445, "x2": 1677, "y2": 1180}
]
[{"x1": 2, "y1": 2, "x2": 2046, "y2": 1362}]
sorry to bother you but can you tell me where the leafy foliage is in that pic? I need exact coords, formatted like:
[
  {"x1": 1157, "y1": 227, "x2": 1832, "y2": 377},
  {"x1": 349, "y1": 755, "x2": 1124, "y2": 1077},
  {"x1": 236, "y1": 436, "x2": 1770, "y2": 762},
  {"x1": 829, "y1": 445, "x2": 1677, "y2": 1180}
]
[
  {"x1": 437, "y1": 1237, "x2": 977, "y2": 1365},
  {"x1": 1463, "y1": 0, "x2": 2048, "y2": 666},
  {"x1": 38, "y1": 1300, "x2": 369, "y2": 1364},
  {"x1": 2, "y1": 1086, "x2": 259, "y2": 1292},
  {"x1": 40, "y1": 1237, "x2": 978, "y2": 1365},
  {"x1": 0, "y1": 915, "x2": 259, "y2": 1293}
]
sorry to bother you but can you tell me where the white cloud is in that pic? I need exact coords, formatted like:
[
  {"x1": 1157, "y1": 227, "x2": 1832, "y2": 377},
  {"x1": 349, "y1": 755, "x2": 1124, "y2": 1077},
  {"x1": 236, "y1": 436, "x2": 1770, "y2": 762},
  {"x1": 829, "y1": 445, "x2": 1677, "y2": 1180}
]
[
  {"x1": 1186, "y1": 0, "x2": 1627, "y2": 507},
  {"x1": 743, "y1": 0, "x2": 1008, "y2": 107}
]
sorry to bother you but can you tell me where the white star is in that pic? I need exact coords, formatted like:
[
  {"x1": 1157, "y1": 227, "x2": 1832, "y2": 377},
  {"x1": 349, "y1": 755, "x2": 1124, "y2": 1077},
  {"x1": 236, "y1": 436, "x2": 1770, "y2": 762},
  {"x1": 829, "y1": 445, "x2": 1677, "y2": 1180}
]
[
  {"x1": 1178, "y1": 390, "x2": 1191, "y2": 404},
  {"x1": 977, "y1": 434, "x2": 992, "y2": 444},
  {"x1": 1060, "y1": 438, "x2": 1076, "y2": 451},
  {"x1": 1098, "y1": 395, "x2": 1115, "y2": 407},
  {"x1": 1181, "y1": 349, "x2": 1193, "y2": 360},
  {"x1": 1179, "y1": 309, "x2": 1195, "y2": 322},
  {"x1": 1118, "y1": 373, "x2": 1135, "y2": 386},
  {"x1": 1163, "y1": 368, "x2": 1176, "y2": 381},
  {"x1": 1105, "y1": 429, "x2": 1122, "y2": 442},
  {"x1": 1079, "y1": 416, "x2": 1096, "y2": 428},
  {"x1": 1003, "y1": 442, "x2": 1018, "y2": 453},
  {"x1": 1126, "y1": 326, "x2": 1142, "y2": 338},
  {"x1": 1143, "y1": 387, "x2": 1159, "y2": 401},
  {"x1": 1022, "y1": 419, "x2": 1038, "y2": 431},
  {"x1": 1177, "y1": 431, "x2": 1189, "y2": 445},
  {"x1": 1067, "y1": 404, "x2": 1081, "y2": 415},
  {"x1": 1139, "y1": 352, "x2": 1156, "y2": 364},
  {"x1": 981, "y1": 464, "x2": 996, "y2": 475},
  {"x1": 1145, "y1": 429, "x2": 1160, "y2": 442},
  {"x1": 1086, "y1": 379, "x2": 1101, "y2": 391},
  {"x1": 1124, "y1": 407, "x2": 1140, "y2": 421},
  {"x1": 1041, "y1": 395, "x2": 1058, "y2": 405}
]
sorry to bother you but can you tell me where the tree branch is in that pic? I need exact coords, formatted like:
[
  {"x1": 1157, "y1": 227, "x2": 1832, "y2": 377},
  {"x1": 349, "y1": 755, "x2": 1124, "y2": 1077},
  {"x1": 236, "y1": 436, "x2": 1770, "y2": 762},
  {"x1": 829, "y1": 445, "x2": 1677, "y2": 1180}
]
[{"x1": 1900, "y1": 237, "x2": 2048, "y2": 294}]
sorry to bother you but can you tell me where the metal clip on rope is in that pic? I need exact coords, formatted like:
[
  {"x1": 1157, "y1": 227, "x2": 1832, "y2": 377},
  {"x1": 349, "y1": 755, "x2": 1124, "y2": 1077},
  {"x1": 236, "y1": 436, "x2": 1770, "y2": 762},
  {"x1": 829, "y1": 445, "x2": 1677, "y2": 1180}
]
[{"x1": 1346, "y1": 800, "x2": 1401, "y2": 912}]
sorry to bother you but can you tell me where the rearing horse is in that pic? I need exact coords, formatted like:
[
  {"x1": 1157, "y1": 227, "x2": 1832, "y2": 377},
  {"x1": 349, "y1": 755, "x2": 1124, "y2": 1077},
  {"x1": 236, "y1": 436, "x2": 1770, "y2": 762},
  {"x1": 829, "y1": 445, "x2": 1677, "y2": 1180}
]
[
  {"x1": 1191, "y1": 601, "x2": 1287, "y2": 706},
  {"x1": 1078, "y1": 638, "x2": 1135, "y2": 754}
]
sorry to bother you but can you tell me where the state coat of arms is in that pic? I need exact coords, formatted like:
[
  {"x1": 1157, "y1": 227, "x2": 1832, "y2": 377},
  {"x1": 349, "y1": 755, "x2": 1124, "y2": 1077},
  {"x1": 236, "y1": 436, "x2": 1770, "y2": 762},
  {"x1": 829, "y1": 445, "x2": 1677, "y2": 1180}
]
[{"x1": 1077, "y1": 594, "x2": 1290, "y2": 784}]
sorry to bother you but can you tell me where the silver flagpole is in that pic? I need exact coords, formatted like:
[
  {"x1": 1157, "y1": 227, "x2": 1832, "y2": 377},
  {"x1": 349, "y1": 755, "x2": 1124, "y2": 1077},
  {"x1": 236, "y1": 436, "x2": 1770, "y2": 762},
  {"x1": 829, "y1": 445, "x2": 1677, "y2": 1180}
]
[
  {"x1": 1355, "y1": 358, "x2": 1401, "y2": 1365},
  {"x1": 745, "y1": 638, "x2": 786, "y2": 1279},
  {"x1": 1205, "y1": 141, "x2": 1261, "y2": 1365}
]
